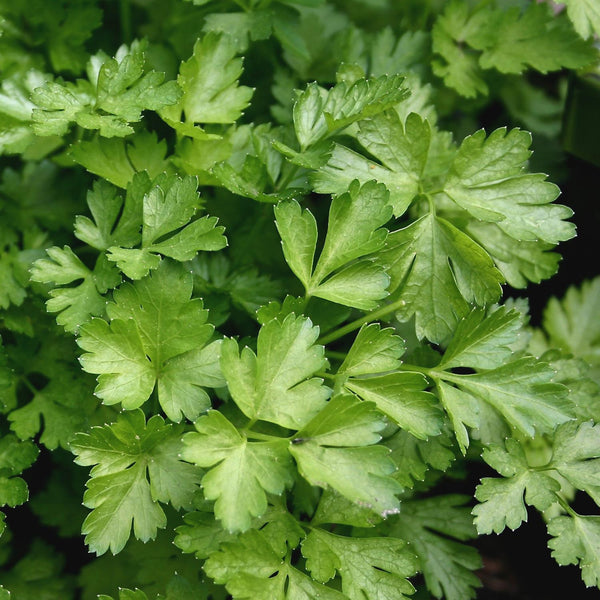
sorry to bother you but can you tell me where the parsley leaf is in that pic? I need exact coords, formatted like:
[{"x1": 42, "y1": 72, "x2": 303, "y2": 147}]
[
  {"x1": 221, "y1": 313, "x2": 330, "y2": 429},
  {"x1": 182, "y1": 410, "x2": 294, "y2": 532},
  {"x1": 302, "y1": 529, "x2": 418, "y2": 600},
  {"x1": 290, "y1": 394, "x2": 402, "y2": 517},
  {"x1": 548, "y1": 514, "x2": 600, "y2": 587},
  {"x1": 32, "y1": 40, "x2": 181, "y2": 137},
  {"x1": 30, "y1": 247, "x2": 121, "y2": 333},
  {"x1": 389, "y1": 495, "x2": 482, "y2": 600},
  {"x1": 70, "y1": 409, "x2": 202, "y2": 555},
  {"x1": 563, "y1": 0, "x2": 600, "y2": 39},
  {"x1": 275, "y1": 180, "x2": 392, "y2": 309},
  {"x1": 473, "y1": 438, "x2": 561, "y2": 534},
  {"x1": 0, "y1": 434, "x2": 38, "y2": 508},
  {"x1": 161, "y1": 32, "x2": 254, "y2": 135},
  {"x1": 77, "y1": 261, "x2": 224, "y2": 421}
]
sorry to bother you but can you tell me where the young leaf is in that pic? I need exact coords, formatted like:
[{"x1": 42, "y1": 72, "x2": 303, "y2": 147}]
[
  {"x1": 473, "y1": 438, "x2": 560, "y2": 534},
  {"x1": 302, "y1": 529, "x2": 418, "y2": 600},
  {"x1": 77, "y1": 262, "x2": 224, "y2": 421},
  {"x1": 32, "y1": 40, "x2": 181, "y2": 137},
  {"x1": 389, "y1": 495, "x2": 482, "y2": 600},
  {"x1": 220, "y1": 313, "x2": 330, "y2": 429},
  {"x1": 563, "y1": 0, "x2": 600, "y2": 39},
  {"x1": 70, "y1": 410, "x2": 202, "y2": 555},
  {"x1": 314, "y1": 111, "x2": 431, "y2": 216},
  {"x1": 161, "y1": 32, "x2": 254, "y2": 133},
  {"x1": 290, "y1": 395, "x2": 402, "y2": 517},
  {"x1": 275, "y1": 180, "x2": 392, "y2": 309},
  {"x1": 292, "y1": 75, "x2": 408, "y2": 150},
  {"x1": 182, "y1": 410, "x2": 294, "y2": 532},
  {"x1": 105, "y1": 174, "x2": 227, "y2": 280}
]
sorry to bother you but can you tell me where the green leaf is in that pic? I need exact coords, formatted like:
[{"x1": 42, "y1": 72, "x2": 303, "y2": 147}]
[
  {"x1": 273, "y1": 200, "x2": 318, "y2": 288},
  {"x1": 563, "y1": 0, "x2": 600, "y2": 39},
  {"x1": 444, "y1": 128, "x2": 575, "y2": 244},
  {"x1": 548, "y1": 514, "x2": 600, "y2": 587},
  {"x1": 70, "y1": 410, "x2": 202, "y2": 555},
  {"x1": 344, "y1": 373, "x2": 442, "y2": 440},
  {"x1": 378, "y1": 214, "x2": 504, "y2": 343},
  {"x1": 314, "y1": 112, "x2": 431, "y2": 216},
  {"x1": 302, "y1": 529, "x2": 418, "y2": 599},
  {"x1": 69, "y1": 131, "x2": 170, "y2": 189},
  {"x1": 389, "y1": 495, "x2": 481, "y2": 600},
  {"x1": 104, "y1": 174, "x2": 226, "y2": 279},
  {"x1": 276, "y1": 180, "x2": 392, "y2": 309},
  {"x1": 32, "y1": 40, "x2": 181, "y2": 137},
  {"x1": 440, "y1": 357, "x2": 573, "y2": 438},
  {"x1": 292, "y1": 75, "x2": 408, "y2": 150},
  {"x1": 74, "y1": 174, "x2": 147, "y2": 251},
  {"x1": 98, "y1": 590, "x2": 148, "y2": 600},
  {"x1": 77, "y1": 262, "x2": 224, "y2": 421},
  {"x1": 386, "y1": 427, "x2": 456, "y2": 488},
  {"x1": 439, "y1": 306, "x2": 525, "y2": 370},
  {"x1": 30, "y1": 248, "x2": 121, "y2": 333},
  {"x1": 162, "y1": 32, "x2": 253, "y2": 132},
  {"x1": 547, "y1": 421, "x2": 600, "y2": 503},
  {"x1": 0, "y1": 434, "x2": 38, "y2": 507},
  {"x1": 182, "y1": 411, "x2": 294, "y2": 532},
  {"x1": 8, "y1": 370, "x2": 98, "y2": 450},
  {"x1": 468, "y1": 3, "x2": 596, "y2": 75},
  {"x1": 290, "y1": 395, "x2": 401, "y2": 516},
  {"x1": 542, "y1": 276, "x2": 600, "y2": 369},
  {"x1": 220, "y1": 313, "x2": 330, "y2": 429},
  {"x1": 473, "y1": 438, "x2": 561, "y2": 534}
]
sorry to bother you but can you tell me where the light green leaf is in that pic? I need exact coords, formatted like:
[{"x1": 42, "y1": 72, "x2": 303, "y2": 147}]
[
  {"x1": 32, "y1": 40, "x2": 181, "y2": 137},
  {"x1": 564, "y1": 0, "x2": 600, "y2": 39},
  {"x1": 344, "y1": 373, "x2": 442, "y2": 440},
  {"x1": 70, "y1": 410, "x2": 202, "y2": 555},
  {"x1": 338, "y1": 323, "x2": 405, "y2": 377},
  {"x1": 78, "y1": 262, "x2": 223, "y2": 421},
  {"x1": 439, "y1": 306, "x2": 525, "y2": 370},
  {"x1": 440, "y1": 357, "x2": 573, "y2": 438},
  {"x1": 302, "y1": 529, "x2": 417, "y2": 600},
  {"x1": 69, "y1": 131, "x2": 169, "y2": 189},
  {"x1": 290, "y1": 395, "x2": 401, "y2": 517},
  {"x1": 163, "y1": 32, "x2": 253, "y2": 131},
  {"x1": 444, "y1": 128, "x2": 575, "y2": 244},
  {"x1": 221, "y1": 313, "x2": 330, "y2": 429},
  {"x1": 182, "y1": 411, "x2": 294, "y2": 533},
  {"x1": 274, "y1": 199, "x2": 318, "y2": 288},
  {"x1": 473, "y1": 438, "x2": 560, "y2": 534},
  {"x1": 314, "y1": 112, "x2": 430, "y2": 217},
  {"x1": 105, "y1": 174, "x2": 226, "y2": 279}
]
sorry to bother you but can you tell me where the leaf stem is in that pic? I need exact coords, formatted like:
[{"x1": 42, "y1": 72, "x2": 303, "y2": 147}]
[
  {"x1": 119, "y1": 0, "x2": 132, "y2": 44},
  {"x1": 318, "y1": 297, "x2": 408, "y2": 345}
]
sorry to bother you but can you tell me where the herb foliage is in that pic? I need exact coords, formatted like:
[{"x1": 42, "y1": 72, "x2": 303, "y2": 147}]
[{"x1": 1, "y1": 0, "x2": 600, "y2": 598}]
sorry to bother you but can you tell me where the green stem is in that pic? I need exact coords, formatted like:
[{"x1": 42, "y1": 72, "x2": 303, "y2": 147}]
[
  {"x1": 315, "y1": 370, "x2": 336, "y2": 381},
  {"x1": 318, "y1": 297, "x2": 408, "y2": 346},
  {"x1": 245, "y1": 430, "x2": 286, "y2": 442},
  {"x1": 19, "y1": 376, "x2": 38, "y2": 396},
  {"x1": 325, "y1": 349, "x2": 347, "y2": 361}
]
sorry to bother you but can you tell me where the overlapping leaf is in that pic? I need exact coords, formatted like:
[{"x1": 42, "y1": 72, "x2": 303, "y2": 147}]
[
  {"x1": 77, "y1": 262, "x2": 224, "y2": 421},
  {"x1": 70, "y1": 410, "x2": 202, "y2": 555},
  {"x1": 275, "y1": 180, "x2": 392, "y2": 309}
]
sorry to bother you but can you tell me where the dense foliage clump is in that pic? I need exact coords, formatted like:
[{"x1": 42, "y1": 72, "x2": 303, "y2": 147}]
[{"x1": 1, "y1": 0, "x2": 600, "y2": 598}]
